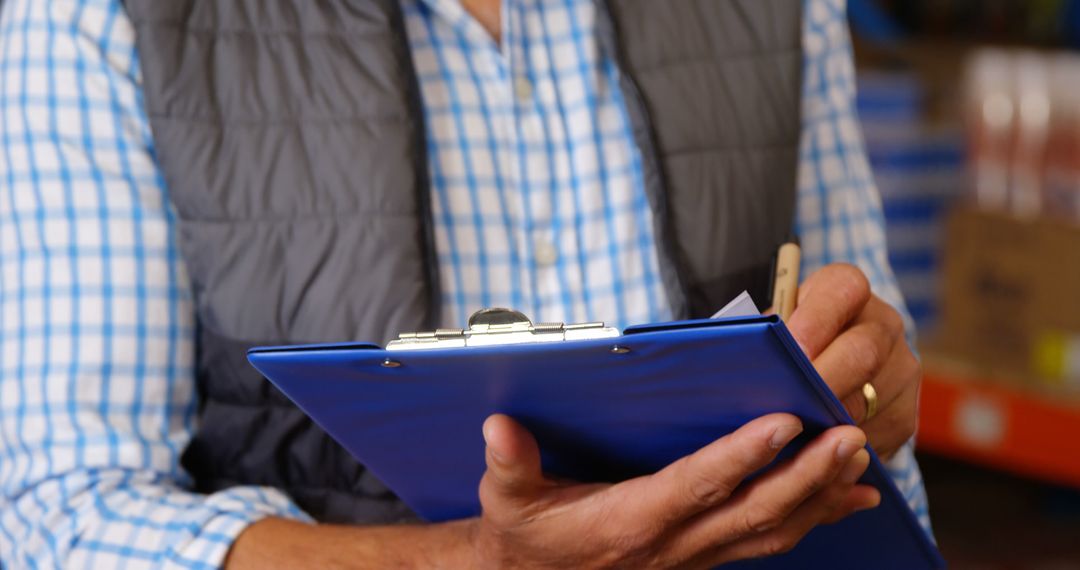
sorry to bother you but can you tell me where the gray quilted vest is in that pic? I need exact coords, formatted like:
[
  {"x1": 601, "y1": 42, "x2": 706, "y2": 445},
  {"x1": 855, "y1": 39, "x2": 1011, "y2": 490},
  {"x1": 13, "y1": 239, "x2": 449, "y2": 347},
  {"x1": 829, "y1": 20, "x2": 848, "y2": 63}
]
[{"x1": 123, "y1": 0, "x2": 803, "y2": 523}]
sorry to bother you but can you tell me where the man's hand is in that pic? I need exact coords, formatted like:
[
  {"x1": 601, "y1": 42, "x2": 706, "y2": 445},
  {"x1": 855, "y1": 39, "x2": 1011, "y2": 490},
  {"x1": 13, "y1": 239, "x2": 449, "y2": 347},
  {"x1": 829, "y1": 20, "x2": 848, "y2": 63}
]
[
  {"x1": 228, "y1": 413, "x2": 880, "y2": 569},
  {"x1": 786, "y1": 264, "x2": 922, "y2": 460},
  {"x1": 471, "y1": 413, "x2": 880, "y2": 569}
]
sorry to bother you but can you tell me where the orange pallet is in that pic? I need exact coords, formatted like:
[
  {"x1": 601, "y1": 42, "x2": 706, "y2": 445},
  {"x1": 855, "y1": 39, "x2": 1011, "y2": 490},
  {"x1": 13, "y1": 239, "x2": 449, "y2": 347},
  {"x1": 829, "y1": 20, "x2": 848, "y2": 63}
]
[{"x1": 917, "y1": 371, "x2": 1080, "y2": 489}]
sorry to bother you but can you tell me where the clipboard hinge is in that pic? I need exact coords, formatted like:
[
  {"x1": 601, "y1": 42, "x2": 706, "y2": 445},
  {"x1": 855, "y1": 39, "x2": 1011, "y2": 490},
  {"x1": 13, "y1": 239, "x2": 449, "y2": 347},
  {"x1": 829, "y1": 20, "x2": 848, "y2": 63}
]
[{"x1": 387, "y1": 308, "x2": 620, "y2": 351}]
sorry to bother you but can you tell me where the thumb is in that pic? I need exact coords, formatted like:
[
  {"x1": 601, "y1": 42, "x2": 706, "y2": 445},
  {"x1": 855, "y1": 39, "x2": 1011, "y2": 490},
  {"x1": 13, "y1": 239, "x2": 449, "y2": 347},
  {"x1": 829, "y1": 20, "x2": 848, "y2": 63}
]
[{"x1": 481, "y1": 414, "x2": 546, "y2": 502}]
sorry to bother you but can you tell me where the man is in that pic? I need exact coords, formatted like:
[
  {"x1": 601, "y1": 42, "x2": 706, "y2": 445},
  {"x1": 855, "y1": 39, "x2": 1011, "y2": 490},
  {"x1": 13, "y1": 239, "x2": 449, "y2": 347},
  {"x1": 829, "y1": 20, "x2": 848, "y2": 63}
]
[{"x1": 0, "y1": 0, "x2": 929, "y2": 567}]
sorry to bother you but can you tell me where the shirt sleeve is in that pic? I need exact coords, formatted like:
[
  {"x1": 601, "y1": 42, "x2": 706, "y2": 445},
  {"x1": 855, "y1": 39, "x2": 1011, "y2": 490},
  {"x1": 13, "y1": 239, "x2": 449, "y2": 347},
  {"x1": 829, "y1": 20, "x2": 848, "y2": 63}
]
[
  {"x1": 0, "y1": 1, "x2": 310, "y2": 568},
  {"x1": 796, "y1": 0, "x2": 933, "y2": 537}
]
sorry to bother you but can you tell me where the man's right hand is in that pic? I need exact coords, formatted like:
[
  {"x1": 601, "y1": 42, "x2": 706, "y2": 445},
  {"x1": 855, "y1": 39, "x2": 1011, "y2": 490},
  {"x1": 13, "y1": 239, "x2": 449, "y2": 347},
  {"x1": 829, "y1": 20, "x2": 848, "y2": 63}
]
[{"x1": 470, "y1": 413, "x2": 880, "y2": 569}]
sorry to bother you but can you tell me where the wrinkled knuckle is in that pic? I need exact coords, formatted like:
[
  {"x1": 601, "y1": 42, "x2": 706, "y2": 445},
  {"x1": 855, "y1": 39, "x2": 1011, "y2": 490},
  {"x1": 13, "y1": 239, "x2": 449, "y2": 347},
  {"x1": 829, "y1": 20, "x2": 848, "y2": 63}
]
[
  {"x1": 848, "y1": 333, "x2": 885, "y2": 379},
  {"x1": 756, "y1": 534, "x2": 800, "y2": 558},
  {"x1": 608, "y1": 527, "x2": 657, "y2": 564},
  {"x1": 743, "y1": 504, "x2": 786, "y2": 535},
  {"x1": 808, "y1": 467, "x2": 834, "y2": 493},
  {"x1": 794, "y1": 467, "x2": 831, "y2": 500},
  {"x1": 686, "y1": 472, "x2": 734, "y2": 507},
  {"x1": 868, "y1": 321, "x2": 893, "y2": 362},
  {"x1": 633, "y1": 547, "x2": 672, "y2": 570},
  {"x1": 627, "y1": 517, "x2": 666, "y2": 550}
]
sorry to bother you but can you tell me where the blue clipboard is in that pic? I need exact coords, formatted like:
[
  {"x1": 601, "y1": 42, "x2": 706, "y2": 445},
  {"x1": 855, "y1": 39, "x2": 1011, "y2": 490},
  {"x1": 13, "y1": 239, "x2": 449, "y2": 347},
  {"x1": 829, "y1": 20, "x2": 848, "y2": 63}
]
[{"x1": 248, "y1": 315, "x2": 944, "y2": 569}]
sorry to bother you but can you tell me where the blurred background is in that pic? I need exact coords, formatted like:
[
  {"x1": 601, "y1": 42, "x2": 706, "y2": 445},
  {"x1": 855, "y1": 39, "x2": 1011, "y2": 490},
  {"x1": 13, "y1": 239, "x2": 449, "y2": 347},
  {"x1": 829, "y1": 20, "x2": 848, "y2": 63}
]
[{"x1": 850, "y1": 0, "x2": 1080, "y2": 567}]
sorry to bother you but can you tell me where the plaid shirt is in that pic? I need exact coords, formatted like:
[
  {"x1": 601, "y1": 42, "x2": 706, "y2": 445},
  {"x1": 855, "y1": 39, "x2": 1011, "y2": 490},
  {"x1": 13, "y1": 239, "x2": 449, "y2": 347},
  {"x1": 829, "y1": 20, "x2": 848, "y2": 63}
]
[{"x1": 0, "y1": 0, "x2": 929, "y2": 567}]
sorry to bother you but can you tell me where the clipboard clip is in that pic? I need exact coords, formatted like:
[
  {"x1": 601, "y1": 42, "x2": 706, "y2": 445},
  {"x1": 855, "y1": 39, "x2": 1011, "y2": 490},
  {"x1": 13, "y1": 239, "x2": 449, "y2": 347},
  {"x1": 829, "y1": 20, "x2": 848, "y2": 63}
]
[{"x1": 387, "y1": 308, "x2": 620, "y2": 351}]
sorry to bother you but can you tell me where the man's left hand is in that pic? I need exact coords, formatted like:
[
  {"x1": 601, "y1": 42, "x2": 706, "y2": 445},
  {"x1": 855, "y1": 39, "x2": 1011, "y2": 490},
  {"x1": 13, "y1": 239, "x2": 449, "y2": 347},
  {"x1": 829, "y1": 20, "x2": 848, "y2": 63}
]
[{"x1": 786, "y1": 264, "x2": 922, "y2": 460}]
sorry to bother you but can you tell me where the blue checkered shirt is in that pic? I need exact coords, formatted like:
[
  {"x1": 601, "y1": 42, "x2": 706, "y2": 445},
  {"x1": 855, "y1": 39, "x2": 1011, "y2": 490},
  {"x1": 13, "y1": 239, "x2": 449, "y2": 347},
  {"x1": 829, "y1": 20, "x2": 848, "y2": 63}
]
[{"x1": 0, "y1": 0, "x2": 930, "y2": 567}]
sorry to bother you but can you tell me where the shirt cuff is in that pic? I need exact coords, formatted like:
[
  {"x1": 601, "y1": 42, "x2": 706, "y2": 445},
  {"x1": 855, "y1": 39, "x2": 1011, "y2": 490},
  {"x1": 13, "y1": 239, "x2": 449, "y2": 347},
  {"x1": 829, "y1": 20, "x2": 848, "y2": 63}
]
[
  {"x1": 29, "y1": 470, "x2": 316, "y2": 569},
  {"x1": 159, "y1": 486, "x2": 314, "y2": 569}
]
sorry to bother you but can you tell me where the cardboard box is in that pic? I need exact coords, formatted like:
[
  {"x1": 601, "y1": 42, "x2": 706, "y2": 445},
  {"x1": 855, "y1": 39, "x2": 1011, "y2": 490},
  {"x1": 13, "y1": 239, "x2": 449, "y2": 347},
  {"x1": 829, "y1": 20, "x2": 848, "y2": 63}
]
[{"x1": 941, "y1": 208, "x2": 1080, "y2": 387}]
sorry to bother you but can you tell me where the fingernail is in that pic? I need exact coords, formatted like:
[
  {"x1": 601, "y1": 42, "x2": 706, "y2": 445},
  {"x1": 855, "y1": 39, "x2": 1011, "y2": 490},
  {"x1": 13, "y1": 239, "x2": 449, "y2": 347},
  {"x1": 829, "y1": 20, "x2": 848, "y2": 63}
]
[
  {"x1": 838, "y1": 451, "x2": 867, "y2": 484},
  {"x1": 769, "y1": 424, "x2": 803, "y2": 449},
  {"x1": 835, "y1": 439, "x2": 863, "y2": 463},
  {"x1": 483, "y1": 424, "x2": 505, "y2": 463}
]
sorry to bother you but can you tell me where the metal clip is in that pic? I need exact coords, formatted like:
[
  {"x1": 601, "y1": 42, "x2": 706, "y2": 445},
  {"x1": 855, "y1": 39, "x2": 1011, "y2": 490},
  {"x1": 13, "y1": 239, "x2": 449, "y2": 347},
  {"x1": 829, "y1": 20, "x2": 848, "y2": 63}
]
[{"x1": 386, "y1": 308, "x2": 620, "y2": 351}]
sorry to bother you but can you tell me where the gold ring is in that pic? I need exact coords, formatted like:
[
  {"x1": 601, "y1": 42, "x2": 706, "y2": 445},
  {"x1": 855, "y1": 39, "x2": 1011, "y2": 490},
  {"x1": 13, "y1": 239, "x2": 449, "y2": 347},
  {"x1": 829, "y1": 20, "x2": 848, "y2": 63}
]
[{"x1": 862, "y1": 382, "x2": 879, "y2": 422}]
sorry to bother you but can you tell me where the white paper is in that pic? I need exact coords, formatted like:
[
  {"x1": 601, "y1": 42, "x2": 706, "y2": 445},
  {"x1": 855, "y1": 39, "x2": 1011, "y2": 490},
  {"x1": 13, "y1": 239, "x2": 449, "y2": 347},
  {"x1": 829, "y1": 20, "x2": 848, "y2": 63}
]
[{"x1": 710, "y1": 290, "x2": 761, "y2": 319}]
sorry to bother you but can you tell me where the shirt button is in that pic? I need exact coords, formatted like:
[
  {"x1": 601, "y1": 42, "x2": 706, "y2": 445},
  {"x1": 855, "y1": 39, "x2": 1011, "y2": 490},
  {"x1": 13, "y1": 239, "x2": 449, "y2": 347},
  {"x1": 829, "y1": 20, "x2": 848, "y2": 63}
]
[
  {"x1": 534, "y1": 241, "x2": 558, "y2": 266},
  {"x1": 514, "y1": 77, "x2": 534, "y2": 102}
]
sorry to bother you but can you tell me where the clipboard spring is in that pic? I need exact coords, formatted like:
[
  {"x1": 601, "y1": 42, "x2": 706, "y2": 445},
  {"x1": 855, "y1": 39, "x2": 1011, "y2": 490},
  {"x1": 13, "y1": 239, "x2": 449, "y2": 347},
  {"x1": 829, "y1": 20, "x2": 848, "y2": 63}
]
[{"x1": 386, "y1": 308, "x2": 620, "y2": 351}]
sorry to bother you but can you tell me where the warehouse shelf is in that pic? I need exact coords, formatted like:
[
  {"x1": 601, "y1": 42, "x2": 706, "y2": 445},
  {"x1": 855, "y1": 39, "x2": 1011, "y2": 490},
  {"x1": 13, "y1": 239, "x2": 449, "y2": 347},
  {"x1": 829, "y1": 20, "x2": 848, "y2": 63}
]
[{"x1": 917, "y1": 365, "x2": 1080, "y2": 489}]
